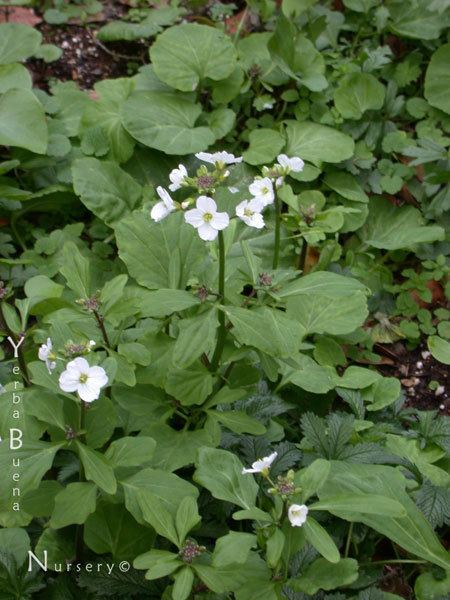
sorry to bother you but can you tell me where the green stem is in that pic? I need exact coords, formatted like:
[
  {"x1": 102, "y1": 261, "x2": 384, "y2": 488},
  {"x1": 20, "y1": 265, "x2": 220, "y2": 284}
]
[
  {"x1": 344, "y1": 522, "x2": 353, "y2": 558},
  {"x1": 93, "y1": 310, "x2": 111, "y2": 348},
  {"x1": 75, "y1": 402, "x2": 87, "y2": 562},
  {"x1": 360, "y1": 559, "x2": 427, "y2": 567},
  {"x1": 272, "y1": 190, "x2": 281, "y2": 270},
  {"x1": 210, "y1": 231, "x2": 226, "y2": 371}
]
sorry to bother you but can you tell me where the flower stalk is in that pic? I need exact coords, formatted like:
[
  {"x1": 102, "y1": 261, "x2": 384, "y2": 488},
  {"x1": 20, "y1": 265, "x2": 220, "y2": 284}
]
[
  {"x1": 210, "y1": 231, "x2": 226, "y2": 371},
  {"x1": 273, "y1": 190, "x2": 281, "y2": 270}
]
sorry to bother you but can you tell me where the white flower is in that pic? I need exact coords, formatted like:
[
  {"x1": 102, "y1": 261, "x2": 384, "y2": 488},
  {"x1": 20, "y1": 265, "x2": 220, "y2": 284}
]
[
  {"x1": 59, "y1": 357, "x2": 108, "y2": 403},
  {"x1": 288, "y1": 504, "x2": 308, "y2": 527},
  {"x1": 184, "y1": 196, "x2": 229, "y2": 241},
  {"x1": 277, "y1": 154, "x2": 304, "y2": 173},
  {"x1": 275, "y1": 176, "x2": 284, "y2": 188},
  {"x1": 242, "y1": 451, "x2": 277, "y2": 475},
  {"x1": 150, "y1": 186, "x2": 175, "y2": 222},
  {"x1": 38, "y1": 338, "x2": 57, "y2": 374},
  {"x1": 236, "y1": 198, "x2": 265, "y2": 229},
  {"x1": 195, "y1": 151, "x2": 243, "y2": 165},
  {"x1": 228, "y1": 186, "x2": 239, "y2": 194},
  {"x1": 263, "y1": 101, "x2": 274, "y2": 109},
  {"x1": 249, "y1": 177, "x2": 274, "y2": 206},
  {"x1": 168, "y1": 164, "x2": 188, "y2": 192}
]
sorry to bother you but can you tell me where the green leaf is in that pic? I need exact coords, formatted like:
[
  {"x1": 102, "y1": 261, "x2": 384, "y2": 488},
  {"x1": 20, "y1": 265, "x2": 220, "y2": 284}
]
[
  {"x1": 266, "y1": 528, "x2": 285, "y2": 568},
  {"x1": 0, "y1": 528, "x2": 30, "y2": 566},
  {"x1": 165, "y1": 363, "x2": 214, "y2": 406},
  {"x1": 207, "y1": 410, "x2": 266, "y2": 435},
  {"x1": 0, "y1": 63, "x2": 32, "y2": 93},
  {"x1": 50, "y1": 482, "x2": 97, "y2": 528},
  {"x1": 360, "y1": 200, "x2": 445, "y2": 250},
  {"x1": 120, "y1": 467, "x2": 198, "y2": 522},
  {"x1": 0, "y1": 23, "x2": 42, "y2": 64},
  {"x1": 278, "y1": 271, "x2": 367, "y2": 299},
  {"x1": 243, "y1": 128, "x2": 285, "y2": 165},
  {"x1": 425, "y1": 43, "x2": 450, "y2": 115},
  {"x1": 105, "y1": 436, "x2": 156, "y2": 467},
  {"x1": 173, "y1": 566, "x2": 194, "y2": 600},
  {"x1": 428, "y1": 336, "x2": 450, "y2": 365},
  {"x1": 25, "y1": 388, "x2": 65, "y2": 431},
  {"x1": 97, "y1": 6, "x2": 182, "y2": 42},
  {"x1": 224, "y1": 306, "x2": 304, "y2": 358},
  {"x1": 303, "y1": 518, "x2": 340, "y2": 563},
  {"x1": 334, "y1": 73, "x2": 385, "y2": 120},
  {"x1": 389, "y1": 0, "x2": 444, "y2": 40},
  {"x1": 194, "y1": 447, "x2": 258, "y2": 510},
  {"x1": 137, "y1": 289, "x2": 200, "y2": 317},
  {"x1": 289, "y1": 558, "x2": 359, "y2": 595},
  {"x1": 285, "y1": 121, "x2": 354, "y2": 165},
  {"x1": 76, "y1": 442, "x2": 117, "y2": 495},
  {"x1": 212, "y1": 532, "x2": 257, "y2": 566},
  {"x1": 324, "y1": 171, "x2": 369, "y2": 203},
  {"x1": 176, "y1": 496, "x2": 201, "y2": 544},
  {"x1": 60, "y1": 241, "x2": 91, "y2": 298},
  {"x1": 122, "y1": 91, "x2": 215, "y2": 154},
  {"x1": 0, "y1": 441, "x2": 64, "y2": 510},
  {"x1": 295, "y1": 459, "x2": 331, "y2": 502},
  {"x1": 173, "y1": 308, "x2": 218, "y2": 368},
  {"x1": 0, "y1": 89, "x2": 48, "y2": 154},
  {"x1": 309, "y1": 494, "x2": 406, "y2": 517},
  {"x1": 84, "y1": 500, "x2": 154, "y2": 561},
  {"x1": 80, "y1": 78, "x2": 136, "y2": 163},
  {"x1": 138, "y1": 491, "x2": 180, "y2": 546},
  {"x1": 286, "y1": 292, "x2": 368, "y2": 335},
  {"x1": 281, "y1": 354, "x2": 335, "y2": 394},
  {"x1": 143, "y1": 423, "x2": 214, "y2": 472},
  {"x1": 320, "y1": 462, "x2": 450, "y2": 570},
  {"x1": 415, "y1": 570, "x2": 450, "y2": 600},
  {"x1": 72, "y1": 158, "x2": 142, "y2": 226},
  {"x1": 150, "y1": 23, "x2": 237, "y2": 92},
  {"x1": 115, "y1": 211, "x2": 204, "y2": 289}
]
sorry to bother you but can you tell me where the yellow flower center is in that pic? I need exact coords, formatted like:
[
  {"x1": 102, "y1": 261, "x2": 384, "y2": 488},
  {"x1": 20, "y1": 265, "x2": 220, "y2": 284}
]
[
  {"x1": 79, "y1": 373, "x2": 88, "y2": 384},
  {"x1": 244, "y1": 208, "x2": 254, "y2": 217},
  {"x1": 203, "y1": 212, "x2": 213, "y2": 222}
]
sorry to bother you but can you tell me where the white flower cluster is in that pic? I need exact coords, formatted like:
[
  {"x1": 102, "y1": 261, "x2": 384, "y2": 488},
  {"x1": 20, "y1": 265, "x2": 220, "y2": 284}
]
[
  {"x1": 39, "y1": 338, "x2": 108, "y2": 403},
  {"x1": 150, "y1": 152, "x2": 304, "y2": 241},
  {"x1": 242, "y1": 450, "x2": 309, "y2": 528}
]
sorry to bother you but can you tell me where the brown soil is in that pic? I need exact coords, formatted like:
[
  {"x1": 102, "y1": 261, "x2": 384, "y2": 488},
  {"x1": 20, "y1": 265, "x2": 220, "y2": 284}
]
[{"x1": 376, "y1": 340, "x2": 449, "y2": 414}]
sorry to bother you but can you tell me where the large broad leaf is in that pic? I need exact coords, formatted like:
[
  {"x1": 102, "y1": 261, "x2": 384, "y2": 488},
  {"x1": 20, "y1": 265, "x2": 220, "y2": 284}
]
[
  {"x1": 173, "y1": 308, "x2": 218, "y2": 368},
  {"x1": 243, "y1": 128, "x2": 285, "y2": 165},
  {"x1": 120, "y1": 467, "x2": 198, "y2": 522},
  {"x1": 122, "y1": 91, "x2": 215, "y2": 155},
  {"x1": 0, "y1": 89, "x2": 48, "y2": 154},
  {"x1": 428, "y1": 335, "x2": 450, "y2": 365},
  {"x1": 0, "y1": 528, "x2": 30, "y2": 566},
  {"x1": 389, "y1": 0, "x2": 444, "y2": 40},
  {"x1": 50, "y1": 482, "x2": 97, "y2": 529},
  {"x1": 79, "y1": 78, "x2": 136, "y2": 163},
  {"x1": 72, "y1": 157, "x2": 142, "y2": 226},
  {"x1": 285, "y1": 121, "x2": 354, "y2": 164},
  {"x1": 0, "y1": 441, "x2": 64, "y2": 511},
  {"x1": 143, "y1": 423, "x2": 215, "y2": 472},
  {"x1": 0, "y1": 64, "x2": 32, "y2": 93},
  {"x1": 97, "y1": 6, "x2": 182, "y2": 42},
  {"x1": 319, "y1": 462, "x2": 450, "y2": 570},
  {"x1": 360, "y1": 200, "x2": 444, "y2": 250},
  {"x1": 269, "y1": 17, "x2": 327, "y2": 91},
  {"x1": 76, "y1": 442, "x2": 117, "y2": 495},
  {"x1": 334, "y1": 72, "x2": 385, "y2": 120},
  {"x1": 150, "y1": 23, "x2": 237, "y2": 92},
  {"x1": 277, "y1": 271, "x2": 367, "y2": 299},
  {"x1": 0, "y1": 23, "x2": 42, "y2": 64},
  {"x1": 286, "y1": 292, "x2": 368, "y2": 335},
  {"x1": 115, "y1": 211, "x2": 204, "y2": 290},
  {"x1": 194, "y1": 447, "x2": 258, "y2": 510},
  {"x1": 288, "y1": 558, "x2": 359, "y2": 595},
  {"x1": 85, "y1": 500, "x2": 154, "y2": 561},
  {"x1": 224, "y1": 306, "x2": 305, "y2": 358},
  {"x1": 425, "y1": 43, "x2": 450, "y2": 115}
]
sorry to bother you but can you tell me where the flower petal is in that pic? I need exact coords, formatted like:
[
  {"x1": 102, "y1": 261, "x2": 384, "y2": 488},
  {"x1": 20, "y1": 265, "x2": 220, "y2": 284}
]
[
  {"x1": 77, "y1": 381, "x2": 101, "y2": 403},
  {"x1": 59, "y1": 370, "x2": 80, "y2": 393},
  {"x1": 197, "y1": 223, "x2": 218, "y2": 241},
  {"x1": 184, "y1": 208, "x2": 204, "y2": 228},
  {"x1": 210, "y1": 211, "x2": 229, "y2": 231},
  {"x1": 88, "y1": 366, "x2": 108, "y2": 388},
  {"x1": 151, "y1": 201, "x2": 171, "y2": 222},
  {"x1": 196, "y1": 195, "x2": 217, "y2": 213}
]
